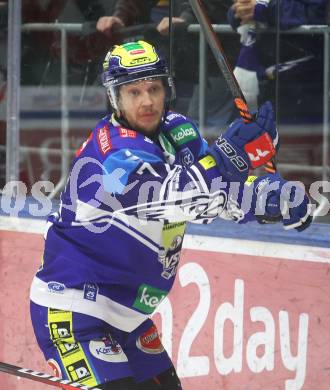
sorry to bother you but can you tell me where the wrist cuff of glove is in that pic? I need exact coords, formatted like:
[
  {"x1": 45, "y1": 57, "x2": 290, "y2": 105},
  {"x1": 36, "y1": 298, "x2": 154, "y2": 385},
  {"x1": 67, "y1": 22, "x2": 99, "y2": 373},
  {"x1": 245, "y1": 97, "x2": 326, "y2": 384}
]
[{"x1": 254, "y1": 0, "x2": 271, "y2": 24}]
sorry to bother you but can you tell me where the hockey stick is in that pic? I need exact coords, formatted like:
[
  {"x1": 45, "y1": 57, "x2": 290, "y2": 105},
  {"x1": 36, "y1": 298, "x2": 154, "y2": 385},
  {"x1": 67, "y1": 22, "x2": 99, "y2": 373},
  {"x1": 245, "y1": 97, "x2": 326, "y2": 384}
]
[
  {"x1": 0, "y1": 361, "x2": 102, "y2": 390},
  {"x1": 188, "y1": 0, "x2": 276, "y2": 173}
]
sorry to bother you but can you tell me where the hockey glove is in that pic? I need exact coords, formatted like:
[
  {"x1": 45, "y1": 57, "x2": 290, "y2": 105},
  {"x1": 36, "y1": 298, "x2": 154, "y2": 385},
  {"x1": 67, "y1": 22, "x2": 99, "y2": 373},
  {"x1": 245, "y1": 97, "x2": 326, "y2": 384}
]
[
  {"x1": 254, "y1": 173, "x2": 313, "y2": 232},
  {"x1": 209, "y1": 101, "x2": 278, "y2": 182}
]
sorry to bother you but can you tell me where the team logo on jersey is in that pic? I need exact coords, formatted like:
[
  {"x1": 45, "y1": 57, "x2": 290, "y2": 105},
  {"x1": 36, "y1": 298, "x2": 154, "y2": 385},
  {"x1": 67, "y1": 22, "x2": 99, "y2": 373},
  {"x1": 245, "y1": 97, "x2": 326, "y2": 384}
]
[
  {"x1": 169, "y1": 123, "x2": 198, "y2": 146},
  {"x1": 179, "y1": 147, "x2": 194, "y2": 167},
  {"x1": 119, "y1": 127, "x2": 137, "y2": 138},
  {"x1": 136, "y1": 324, "x2": 165, "y2": 354},
  {"x1": 133, "y1": 284, "x2": 167, "y2": 314},
  {"x1": 97, "y1": 125, "x2": 112, "y2": 154}
]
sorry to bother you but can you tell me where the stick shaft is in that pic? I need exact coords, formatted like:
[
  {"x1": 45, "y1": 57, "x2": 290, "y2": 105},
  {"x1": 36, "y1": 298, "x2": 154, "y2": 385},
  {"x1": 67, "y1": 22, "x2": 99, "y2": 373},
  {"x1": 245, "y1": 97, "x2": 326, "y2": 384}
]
[
  {"x1": 189, "y1": 0, "x2": 276, "y2": 172},
  {"x1": 188, "y1": 0, "x2": 252, "y2": 121},
  {"x1": 0, "y1": 361, "x2": 102, "y2": 390}
]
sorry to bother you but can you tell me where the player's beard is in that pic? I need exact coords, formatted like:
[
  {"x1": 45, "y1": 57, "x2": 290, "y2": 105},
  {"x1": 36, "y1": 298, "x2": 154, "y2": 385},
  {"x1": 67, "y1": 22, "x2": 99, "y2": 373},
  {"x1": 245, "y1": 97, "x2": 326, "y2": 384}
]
[{"x1": 117, "y1": 110, "x2": 166, "y2": 140}]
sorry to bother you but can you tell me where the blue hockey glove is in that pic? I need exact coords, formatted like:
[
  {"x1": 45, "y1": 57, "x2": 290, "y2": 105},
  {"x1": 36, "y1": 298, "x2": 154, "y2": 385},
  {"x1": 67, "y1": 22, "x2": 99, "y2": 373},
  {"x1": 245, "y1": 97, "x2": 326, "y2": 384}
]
[
  {"x1": 209, "y1": 101, "x2": 278, "y2": 182},
  {"x1": 253, "y1": 173, "x2": 313, "y2": 232}
]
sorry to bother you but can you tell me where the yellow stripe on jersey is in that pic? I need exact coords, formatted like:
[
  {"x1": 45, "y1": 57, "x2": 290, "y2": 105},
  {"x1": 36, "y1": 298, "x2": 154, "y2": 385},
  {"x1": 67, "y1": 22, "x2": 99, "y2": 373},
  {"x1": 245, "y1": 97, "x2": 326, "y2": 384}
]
[
  {"x1": 48, "y1": 308, "x2": 98, "y2": 387},
  {"x1": 198, "y1": 155, "x2": 217, "y2": 170}
]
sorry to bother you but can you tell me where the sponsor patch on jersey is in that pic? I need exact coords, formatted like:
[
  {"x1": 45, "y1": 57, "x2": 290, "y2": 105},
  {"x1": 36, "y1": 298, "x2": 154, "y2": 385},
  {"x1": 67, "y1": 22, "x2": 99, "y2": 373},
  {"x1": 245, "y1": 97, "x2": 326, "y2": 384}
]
[
  {"x1": 119, "y1": 127, "x2": 137, "y2": 138},
  {"x1": 198, "y1": 155, "x2": 217, "y2": 170},
  {"x1": 57, "y1": 341, "x2": 80, "y2": 358},
  {"x1": 50, "y1": 321, "x2": 72, "y2": 340},
  {"x1": 48, "y1": 309, "x2": 98, "y2": 387},
  {"x1": 136, "y1": 324, "x2": 165, "y2": 354},
  {"x1": 97, "y1": 125, "x2": 112, "y2": 155},
  {"x1": 83, "y1": 283, "x2": 98, "y2": 302},
  {"x1": 169, "y1": 123, "x2": 198, "y2": 146},
  {"x1": 47, "y1": 359, "x2": 62, "y2": 378},
  {"x1": 66, "y1": 359, "x2": 93, "y2": 383},
  {"x1": 133, "y1": 284, "x2": 167, "y2": 314},
  {"x1": 47, "y1": 281, "x2": 65, "y2": 294},
  {"x1": 89, "y1": 338, "x2": 128, "y2": 363}
]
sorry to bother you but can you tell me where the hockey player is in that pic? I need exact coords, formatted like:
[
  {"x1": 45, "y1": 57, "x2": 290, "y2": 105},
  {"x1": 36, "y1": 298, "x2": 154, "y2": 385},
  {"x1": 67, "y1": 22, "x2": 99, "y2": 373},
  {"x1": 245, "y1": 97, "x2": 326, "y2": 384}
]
[{"x1": 30, "y1": 40, "x2": 312, "y2": 389}]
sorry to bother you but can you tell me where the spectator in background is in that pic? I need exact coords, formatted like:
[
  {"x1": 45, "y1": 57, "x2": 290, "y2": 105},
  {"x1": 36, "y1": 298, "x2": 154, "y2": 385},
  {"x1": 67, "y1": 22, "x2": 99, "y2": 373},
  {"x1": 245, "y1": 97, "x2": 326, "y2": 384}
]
[
  {"x1": 173, "y1": 1, "x2": 241, "y2": 132},
  {"x1": 21, "y1": 0, "x2": 120, "y2": 85},
  {"x1": 96, "y1": 0, "x2": 203, "y2": 115},
  {"x1": 227, "y1": 0, "x2": 328, "y2": 123}
]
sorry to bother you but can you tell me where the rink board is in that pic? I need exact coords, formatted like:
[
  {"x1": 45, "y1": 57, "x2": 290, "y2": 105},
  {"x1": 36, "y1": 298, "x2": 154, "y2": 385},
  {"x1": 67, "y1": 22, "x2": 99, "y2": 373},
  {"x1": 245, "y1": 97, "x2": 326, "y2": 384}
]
[{"x1": 0, "y1": 218, "x2": 330, "y2": 390}]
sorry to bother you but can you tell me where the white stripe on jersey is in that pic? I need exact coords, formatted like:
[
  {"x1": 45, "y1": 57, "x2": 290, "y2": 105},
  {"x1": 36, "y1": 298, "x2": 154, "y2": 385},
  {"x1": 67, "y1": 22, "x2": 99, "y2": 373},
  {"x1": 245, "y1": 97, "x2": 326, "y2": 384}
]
[
  {"x1": 75, "y1": 200, "x2": 161, "y2": 252},
  {"x1": 30, "y1": 277, "x2": 148, "y2": 332}
]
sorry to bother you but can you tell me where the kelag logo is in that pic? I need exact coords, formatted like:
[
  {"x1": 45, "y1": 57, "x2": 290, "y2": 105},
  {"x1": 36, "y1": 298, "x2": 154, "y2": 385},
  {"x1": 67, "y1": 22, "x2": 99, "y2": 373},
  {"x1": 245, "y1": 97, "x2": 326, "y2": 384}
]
[
  {"x1": 133, "y1": 284, "x2": 167, "y2": 314},
  {"x1": 170, "y1": 123, "x2": 198, "y2": 146}
]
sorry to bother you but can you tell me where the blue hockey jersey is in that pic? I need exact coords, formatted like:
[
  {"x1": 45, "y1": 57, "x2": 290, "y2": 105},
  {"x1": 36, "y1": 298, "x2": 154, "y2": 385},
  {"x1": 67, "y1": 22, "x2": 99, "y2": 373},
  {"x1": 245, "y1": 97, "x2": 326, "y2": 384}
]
[{"x1": 30, "y1": 111, "x2": 254, "y2": 332}]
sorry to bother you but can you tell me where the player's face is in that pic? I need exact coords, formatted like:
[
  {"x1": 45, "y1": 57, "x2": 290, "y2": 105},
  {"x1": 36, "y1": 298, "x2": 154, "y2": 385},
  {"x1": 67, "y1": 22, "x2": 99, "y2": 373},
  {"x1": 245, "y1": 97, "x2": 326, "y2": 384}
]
[{"x1": 118, "y1": 79, "x2": 166, "y2": 135}]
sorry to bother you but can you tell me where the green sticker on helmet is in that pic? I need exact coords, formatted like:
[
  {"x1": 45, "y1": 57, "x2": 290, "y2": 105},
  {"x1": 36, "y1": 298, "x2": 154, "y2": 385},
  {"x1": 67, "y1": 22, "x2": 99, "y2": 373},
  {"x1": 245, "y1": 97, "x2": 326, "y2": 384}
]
[
  {"x1": 170, "y1": 123, "x2": 198, "y2": 146},
  {"x1": 122, "y1": 42, "x2": 146, "y2": 54}
]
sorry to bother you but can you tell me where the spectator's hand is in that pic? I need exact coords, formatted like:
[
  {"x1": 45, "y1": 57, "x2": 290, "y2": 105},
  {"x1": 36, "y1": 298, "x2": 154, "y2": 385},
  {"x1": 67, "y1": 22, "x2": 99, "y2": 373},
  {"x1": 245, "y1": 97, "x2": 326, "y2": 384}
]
[
  {"x1": 96, "y1": 16, "x2": 125, "y2": 39},
  {"x1": 156, "y1": 17, "x2": 185, "y2": 36},
  {"x1": 254, "y1": 173, "x2": 313, "y2": 232},
  {"x1": 233, "y1": 0, "x2": 256, "y2": 23}
]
